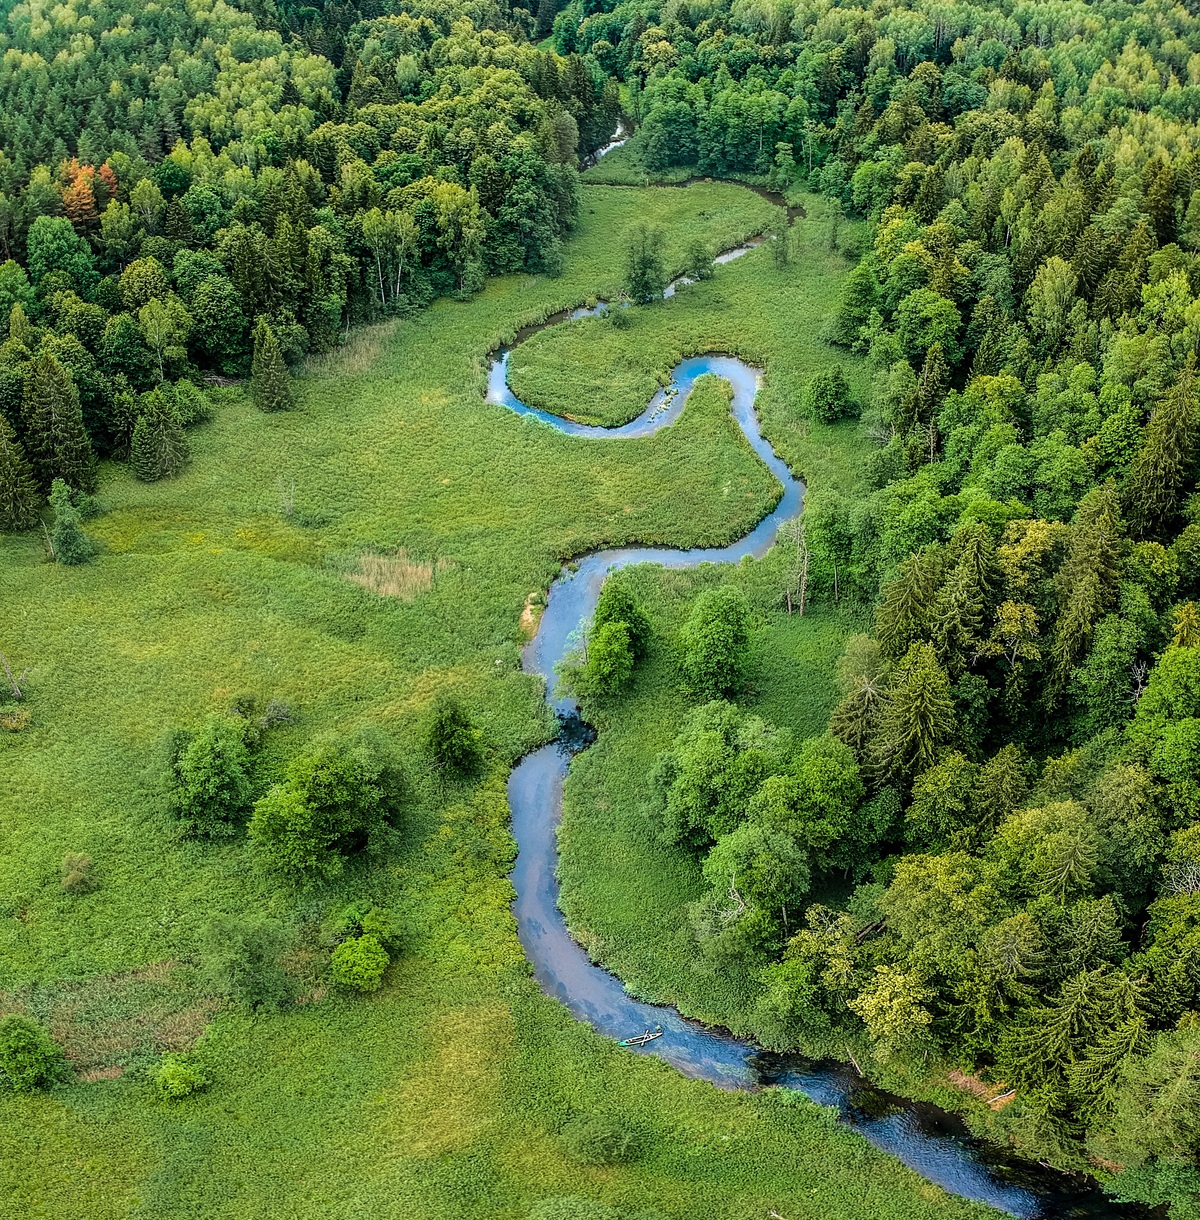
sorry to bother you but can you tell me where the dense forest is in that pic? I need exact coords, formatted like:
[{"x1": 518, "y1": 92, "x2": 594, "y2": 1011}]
[
  {"x1": 0, "y1": 0, "x2": 615, "y2": 521},
  {"x1": 548, "y1": 0, "x2": 1200, "y2": 1209},
  {"x1": 6, "y1": 0, "x2": 1200, "y2": 1213}
]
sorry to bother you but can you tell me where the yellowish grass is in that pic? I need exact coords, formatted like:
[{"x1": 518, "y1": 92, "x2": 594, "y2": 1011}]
[
  {"x1": 345, "y1": 549, "x2": 450, "y2": 600},
  {"x1": 302, "y1": 319, "x2": 399, "y2": 377}
]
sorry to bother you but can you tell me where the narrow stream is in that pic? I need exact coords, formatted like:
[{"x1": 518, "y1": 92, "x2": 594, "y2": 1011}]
[{"x1": 490, "y1": 252, "x2": 1144, "y2": 1218}]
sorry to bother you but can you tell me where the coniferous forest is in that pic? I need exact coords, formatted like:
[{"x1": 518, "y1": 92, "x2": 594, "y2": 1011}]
[{"x1": 5, "y1": 0, "x2": 1200, "y2": 1217}]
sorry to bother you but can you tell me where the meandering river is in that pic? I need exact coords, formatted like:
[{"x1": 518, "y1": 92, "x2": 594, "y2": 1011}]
[{"x1": 489, "y1": 246, "x2": 1144, "y2": 1218}]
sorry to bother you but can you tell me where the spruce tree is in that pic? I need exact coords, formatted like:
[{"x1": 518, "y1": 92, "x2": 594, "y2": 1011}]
[
  {"x1": 251, "y1": 319, "x2": 294, "y2": 413},
  {"x1": 0, "y1": 413, "x2": 40, "y2": 531},
  {"x1": 22, "y1": 350, "x2": 95, "y2": 492},
  {"x1": 1049, "y1": 482, "x2": 1124, "y2": 696},
  {"x1": 1124, "y1": 359, "x2": 1198, "y2": 539},
  {"x1": 48, "y1": 478, "x2": 93, "y2": 565},
  {"x1": 876, "y1": 550, "x2": 939, "y2": 660},
  {"x1": 871, "y1": 642, "x2": 956, "y2": 785},
  {"x1": 130, "y1": 389, "x2": 189, "y2": 482},
  {"x1": 8, "y1": 303, "x2": 35, "y2": 350}
]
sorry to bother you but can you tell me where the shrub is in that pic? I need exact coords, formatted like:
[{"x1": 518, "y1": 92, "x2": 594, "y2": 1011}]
[
  {"x1": 168, "y1": 715, "x2": 254, "y2": 837},
  {"x1": 150, "y1": 1054, "x2": 209, "y2": 1100},
  {"x1": 680, "y1": 585, "x2": 752, "y2": 699},
  {"x1": 426, "y1": 696, "x2": 483, "y2": 776},
  {"x1": 60, "y1": 852, "x2": 95, "y2": 893},
  {"x1": 0, "y1": 1015, "x2": 66, "y2": 1092},
  {"x1": 330, "y1": 933, "x2": 389, "y2": 992},
  {"x1": 199, "y1": 915, "x2": 293, "y2": 1012},
  {"x1": 560, "y1": 1112, "x2": 637, "y2": 1165},
  {"x1": 803, "y1": 366, "x2": 857, "y2": 422},
  {"x1": 332, "y1": 900, "x2": 399, "y2": 950}
]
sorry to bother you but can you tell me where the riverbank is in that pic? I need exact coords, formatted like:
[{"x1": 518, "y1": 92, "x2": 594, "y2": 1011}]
[{"x1": 0, "y1": 181, "x2": 997, "y2": 1219}]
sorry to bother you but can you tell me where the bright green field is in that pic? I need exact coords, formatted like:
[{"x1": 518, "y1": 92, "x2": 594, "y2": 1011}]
[{"x1": 0, "y1": 183, "x2": 993, "y2": 1219}]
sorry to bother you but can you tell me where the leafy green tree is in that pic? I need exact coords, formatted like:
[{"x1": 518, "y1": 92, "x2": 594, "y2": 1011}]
[
  {"x1": 168, "y1": 716, "x2": 255, "y2": 837},
  {"x1": 426, "y1": 695, "x2": 483, "y2": 776},
  {"x1": 0, "y1": 1015, "x2": 66, "y2": 1092},
  {"x1": 848, "y1": 965, "x2": 934, "y2": 1061},
  {"x1": 48, "y1": 478, "x2": 93, "y2": 565},
  {"x1": 680, "y1": 585, "x2": 752, "y2": 699},
  {"x1": 330, "y1": 934, "x2": 389, "y2": 992},
  {"x1": 990, "y1": 801, "x2": 1100, "y2": 903},
  {"x1": 579, "y1": 619, "x2": 634, "y2": 696},
  {"x1": 703, "y1": 820, "x2": 810, "y2": 941},
  {"x1": 0, "y1": 413, "x2": 40, "y2": 530},
  {"x1": 251, "y1": 318, "x2": 294, "y2": 412},
  {"x1": 624, "y1": 222, "x2": 667, "y2": 304},
  {"x1": 249, "y1": 736, "x2": 404, "y2": 880},
  {"x1": 749, "y1": 734, "x2": 866, "y2": 872},
  {"x1": 906, "y1": 752, "x2": 978, "y2": 850},
  {"x1": 803, "y1": 366, "x2": 857, "y2": 422},
  {"x1": 593, "y1": 576, "x2": 650, "y2": 661},
  {"x1": 826, "y1": 261, "x2": 878, "y2": 347},
  {"x1": 22, "y1": 351, "x2": 95, "y2": 492},
  {"x1": 649, "y1": 700, "x2": 784, "y2": 850},
  {"x1": 25, "y1": 215, "x2": 96, "y2": 291}
]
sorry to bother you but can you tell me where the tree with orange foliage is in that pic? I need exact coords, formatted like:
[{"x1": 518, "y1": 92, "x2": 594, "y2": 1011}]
[{"x1": 60, "y1": 159, "x2": 98, "y2": 230}]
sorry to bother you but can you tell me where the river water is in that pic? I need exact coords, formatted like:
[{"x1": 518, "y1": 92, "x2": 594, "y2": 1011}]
[{"x1": 489, "y1": 251, "x2": 1144, "y2": 1218}]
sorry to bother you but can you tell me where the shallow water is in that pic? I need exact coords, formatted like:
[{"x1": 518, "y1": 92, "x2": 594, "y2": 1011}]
[{"x1": 490, "y1": 258, "x2": 1144, "y2": 1218}]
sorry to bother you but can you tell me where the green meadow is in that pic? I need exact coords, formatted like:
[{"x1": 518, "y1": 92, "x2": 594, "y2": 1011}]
[{"x1": 0, "y1": 183, "x2": 994, "y2": 1219}]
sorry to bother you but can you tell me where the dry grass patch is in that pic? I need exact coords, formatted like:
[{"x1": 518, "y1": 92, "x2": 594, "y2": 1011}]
[
  {"x1": 346, "y1": 549, "x2": 451, "y2": 600},
  {"x1": 303, "y1": 319, "x2": 399, "y2": 377}
]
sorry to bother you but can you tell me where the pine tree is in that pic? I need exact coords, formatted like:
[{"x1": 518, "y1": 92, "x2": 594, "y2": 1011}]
[
  {"x1": 930, "y1": 558, "x2": 987, "y2": 674},
  {"x1": 47, "y1": 478, "x2": 92, "y2": 565},
  {"x1": 1124, "y1": 359, "x2": 1199, "y2": 539},
  {"x1": 130, "y1": 389, "x2": 189, "y2": 482},
  {"x1": 0, "y1": 413, "x2": 40, "y2": 531},
  {"x1": 21, "y1": 350, "x2": 95, "y2": 492},
  {"x1": 251, "y1": 319, "x2": 294, "y2": 413}
]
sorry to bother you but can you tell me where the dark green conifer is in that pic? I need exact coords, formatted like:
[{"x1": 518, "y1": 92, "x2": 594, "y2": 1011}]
[
  {"x1": 0, "y1": 413, "x2": 40, "y2": 531},
  {"x1": 1124, "y1": 359, "x2": 1198, "y2": 539},
  {"x1": 1049, "y1": 482, "x2": 1124, "y2": 695},
  {"x1": 871, "y1": 642, "x2": 956, "y2": 785},
  {"x1": 21, "y1": 350, "x2": 95, "y2": 492},
  {"x1": 251, "y1": 319, "x2": 294, "y2": 413},
  {"x1": 876, "y1": 550, "x2": 940, "y2": 660},
  {"x1": 130, "y1": 388, "x2": 189, "y2": 482}
]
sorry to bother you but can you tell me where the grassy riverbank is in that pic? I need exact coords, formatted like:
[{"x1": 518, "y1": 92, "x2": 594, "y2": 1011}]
[{"x1": 0, "y1": 182, "x2": 994, "y2": 1219}]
